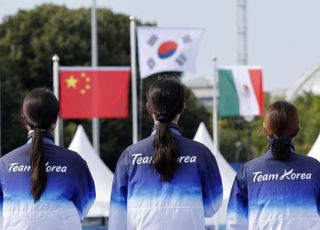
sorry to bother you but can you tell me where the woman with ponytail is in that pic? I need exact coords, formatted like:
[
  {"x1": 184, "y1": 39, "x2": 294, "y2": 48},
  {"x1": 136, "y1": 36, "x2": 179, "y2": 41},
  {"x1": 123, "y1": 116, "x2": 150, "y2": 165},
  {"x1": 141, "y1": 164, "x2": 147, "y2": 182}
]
[
  {"x1": 227, "y1": 101, "x2": 320, "y2": 230},
  {"x1": 0, "y1": 88, "x2": 95, "y2": 230},
  {"x1": 109, "y1": 78, "x2": 223, "y2": 230}
]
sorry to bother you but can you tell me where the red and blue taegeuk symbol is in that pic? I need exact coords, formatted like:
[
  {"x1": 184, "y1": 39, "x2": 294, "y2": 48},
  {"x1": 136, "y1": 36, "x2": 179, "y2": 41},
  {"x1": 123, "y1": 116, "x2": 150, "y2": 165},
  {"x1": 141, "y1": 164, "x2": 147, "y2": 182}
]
[{"x1": 158, "y1": 41, "x2": 178, "y2": 59}]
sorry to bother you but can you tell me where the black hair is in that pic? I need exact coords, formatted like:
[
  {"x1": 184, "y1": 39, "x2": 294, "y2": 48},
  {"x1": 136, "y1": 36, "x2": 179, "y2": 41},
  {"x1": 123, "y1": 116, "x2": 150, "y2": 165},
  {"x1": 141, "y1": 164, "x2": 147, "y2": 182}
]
[
  {"x1": 263, "y1": 101, "x2": 300, "y2": 160},
  {"x1": 21, "y1": 88, "x2": 59, "y2": 202},
  {"x1": 147, "y1": 78, "x2": 184, "y2": 180}
]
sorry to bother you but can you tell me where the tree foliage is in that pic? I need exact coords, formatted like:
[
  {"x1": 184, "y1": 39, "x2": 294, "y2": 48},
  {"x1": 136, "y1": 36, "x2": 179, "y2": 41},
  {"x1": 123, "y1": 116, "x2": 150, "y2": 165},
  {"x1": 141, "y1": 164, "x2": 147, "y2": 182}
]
[
  {"x1": 218, "y1": 93, "x2": 270, "y2": 162},
  {"x1": 0, "y1": 4, "x2": 211, "y2": 171},
  {"x1": 294, "y1": 93, "x2": 320, "y2": 154}
]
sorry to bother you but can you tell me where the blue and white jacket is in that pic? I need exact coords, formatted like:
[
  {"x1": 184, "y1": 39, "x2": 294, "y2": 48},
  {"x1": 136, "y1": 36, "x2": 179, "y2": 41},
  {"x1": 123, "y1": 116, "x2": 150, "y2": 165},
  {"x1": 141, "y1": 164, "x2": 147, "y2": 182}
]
[
  {"x1": 109, "y1": 126, "x2": 223, "y2": 230},
  {"x1": 227, "y1": 149, "x2": 320, "y2": 230},
  {"x1": 0, "y1": 133, "x2": 96, "y2": 230}
]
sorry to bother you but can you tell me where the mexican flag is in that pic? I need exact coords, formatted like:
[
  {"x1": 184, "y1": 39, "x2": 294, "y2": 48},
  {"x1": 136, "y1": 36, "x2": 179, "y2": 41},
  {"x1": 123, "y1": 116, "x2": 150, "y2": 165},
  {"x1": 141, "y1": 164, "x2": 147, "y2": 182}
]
[{"x1": 218, "y1": 66, "x2": 263, "y2": 117}]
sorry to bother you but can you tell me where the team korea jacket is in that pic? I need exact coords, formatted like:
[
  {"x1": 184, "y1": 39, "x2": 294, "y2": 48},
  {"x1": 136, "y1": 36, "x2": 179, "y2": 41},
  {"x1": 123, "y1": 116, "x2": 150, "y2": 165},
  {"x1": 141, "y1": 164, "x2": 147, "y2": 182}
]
[
  {"x1": 109, "y1": 126, "x2": 223, "y2": 230},
  {"x1": 227, "y1": 149, "x2": 320, "y2": 230},
  {"x1": 0, "y1": 133, "x2": 95, "y2": 230}
]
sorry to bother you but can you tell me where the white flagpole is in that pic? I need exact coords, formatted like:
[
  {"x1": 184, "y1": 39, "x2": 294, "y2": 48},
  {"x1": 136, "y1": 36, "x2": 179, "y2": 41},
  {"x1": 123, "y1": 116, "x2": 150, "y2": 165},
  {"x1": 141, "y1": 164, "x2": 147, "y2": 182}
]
[
  {"x1": 130, "y1": 16, "x2": 138, "y2": 144},
  {"x1": 212, "y1": 55, "x2": 219, "y2": 230},
  {"x1": 212, "y1": 56, "x2": 219, "y2": 152},
  {"x1": 52, "y1": 54, "x2": 61, "y2": 146},
  {"x1": 91, "y1": 0, "x2": 100, "y2": 155}
]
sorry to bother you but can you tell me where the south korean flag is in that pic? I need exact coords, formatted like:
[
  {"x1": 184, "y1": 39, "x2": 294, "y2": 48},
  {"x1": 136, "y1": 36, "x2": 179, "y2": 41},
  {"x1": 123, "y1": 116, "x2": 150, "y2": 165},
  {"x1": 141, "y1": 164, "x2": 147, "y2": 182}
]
[{"x1": 137, "y1": 27, "x2": 204, "y2": 79}]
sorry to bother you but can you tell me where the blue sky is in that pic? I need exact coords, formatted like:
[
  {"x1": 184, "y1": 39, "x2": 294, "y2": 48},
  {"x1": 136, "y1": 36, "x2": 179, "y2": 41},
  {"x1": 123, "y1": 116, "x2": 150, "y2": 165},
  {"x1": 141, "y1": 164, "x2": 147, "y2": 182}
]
[{"x1": 1, "y1": 0, "x2": 320, "y2": 91}]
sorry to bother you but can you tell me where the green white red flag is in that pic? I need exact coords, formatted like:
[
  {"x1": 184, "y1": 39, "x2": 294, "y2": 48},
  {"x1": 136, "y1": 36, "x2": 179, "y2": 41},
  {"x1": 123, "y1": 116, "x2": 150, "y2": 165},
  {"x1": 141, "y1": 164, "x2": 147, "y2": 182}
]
[{"x1": 218, "y1": 66, "x2": 263, "y2": 117}]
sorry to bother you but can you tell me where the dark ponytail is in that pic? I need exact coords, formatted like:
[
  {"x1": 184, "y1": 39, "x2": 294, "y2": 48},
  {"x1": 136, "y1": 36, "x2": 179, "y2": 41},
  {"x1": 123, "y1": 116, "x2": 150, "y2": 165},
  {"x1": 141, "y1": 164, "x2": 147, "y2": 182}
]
[
  {"x1": 21, "y1": 88, "x2": 59, "y2": 202},
  {"x1": 153, "y1": 122, "x2": 178, "y2": 181},
  {"x1": 30, "y1": 128, "x2": 47, "y2": 201},
  {"x1": 263, "y1": 101, "x2": 300, "y2": 160},
  {"x1": 147, "y1": 78, "x2": 184, "y2": 180}
]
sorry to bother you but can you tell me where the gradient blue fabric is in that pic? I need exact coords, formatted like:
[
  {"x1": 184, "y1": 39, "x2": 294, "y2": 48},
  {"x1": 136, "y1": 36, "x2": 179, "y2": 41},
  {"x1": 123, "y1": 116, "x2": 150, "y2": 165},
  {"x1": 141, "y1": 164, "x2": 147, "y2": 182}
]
[
  {"x1": 0, "y1": 138, "x2": 95, "y2": 230},
  {"x1": 109, "y1": 127, "x2": 223, "y2": 230},
  {"x1": 227, "y1": 149, "x2": 320, "y2": 230}
]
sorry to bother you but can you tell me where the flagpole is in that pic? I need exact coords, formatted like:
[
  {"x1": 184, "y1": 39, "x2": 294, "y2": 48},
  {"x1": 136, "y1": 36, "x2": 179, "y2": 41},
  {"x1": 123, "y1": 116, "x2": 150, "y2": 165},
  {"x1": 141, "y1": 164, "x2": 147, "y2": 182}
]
[
  {"x1": 91, "y1": 0, "x2": 100, "y2": 154},
  {"x1": 138, "y1": 78, "x2": 143, "y2": 140},
  {"x1": 212, "y1": 55, "x2": 220, "y2": 230},
  {"x1": 130, "y1": 16, "x2": 138, "y2": 144},
  {"x1": 212, "y1": 56, "x2": 219, "y2": 153},
  {"x1": 52, "y1": 54, "x2": 61, "y2": 146}
]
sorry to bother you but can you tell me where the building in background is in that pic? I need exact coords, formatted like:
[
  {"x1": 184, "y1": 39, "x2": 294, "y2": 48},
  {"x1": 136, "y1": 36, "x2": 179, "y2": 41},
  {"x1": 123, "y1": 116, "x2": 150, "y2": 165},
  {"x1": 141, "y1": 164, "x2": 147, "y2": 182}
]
[
  {"x1": 183, "y1": 75, "x2": 214, "y2": 110},
  {"x1": 285, "y1": 64, "x2": 320, "y2": 102}
]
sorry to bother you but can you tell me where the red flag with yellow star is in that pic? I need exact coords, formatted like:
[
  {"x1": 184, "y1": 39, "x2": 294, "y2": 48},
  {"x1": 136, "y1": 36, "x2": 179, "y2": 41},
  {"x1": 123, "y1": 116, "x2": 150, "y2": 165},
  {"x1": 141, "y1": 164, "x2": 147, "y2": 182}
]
[{"x1": 59, "y1": 67, "x2": 130, "y2": 119}]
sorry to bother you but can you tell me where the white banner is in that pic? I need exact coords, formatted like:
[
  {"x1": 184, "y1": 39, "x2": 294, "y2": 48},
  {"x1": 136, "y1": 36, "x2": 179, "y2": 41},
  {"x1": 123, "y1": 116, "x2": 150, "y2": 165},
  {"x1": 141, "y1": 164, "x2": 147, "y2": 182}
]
[{"x1": 137, "y1": 27, "x2": 204, "y2": 79}]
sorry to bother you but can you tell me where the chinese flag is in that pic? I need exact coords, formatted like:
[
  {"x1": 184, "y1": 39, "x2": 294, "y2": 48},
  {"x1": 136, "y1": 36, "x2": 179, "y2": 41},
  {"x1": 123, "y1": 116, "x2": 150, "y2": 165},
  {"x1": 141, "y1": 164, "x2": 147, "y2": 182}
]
[{"x1": 59, "y1": 67, "x2": 130, "y2": 119}]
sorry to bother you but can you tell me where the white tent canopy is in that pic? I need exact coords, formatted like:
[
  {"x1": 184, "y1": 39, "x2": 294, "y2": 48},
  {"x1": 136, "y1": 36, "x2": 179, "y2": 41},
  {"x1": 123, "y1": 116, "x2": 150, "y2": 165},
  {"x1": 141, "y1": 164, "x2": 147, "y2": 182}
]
[
  {"x1": 68, "y1": 125, "x2": 114, "y2": 217},
  {"x1": 193, "y1": 122, "x2": 236, "y2": 226},
  {"x1": 307, "y1": 133, "x2": 320, "y2": 161}
]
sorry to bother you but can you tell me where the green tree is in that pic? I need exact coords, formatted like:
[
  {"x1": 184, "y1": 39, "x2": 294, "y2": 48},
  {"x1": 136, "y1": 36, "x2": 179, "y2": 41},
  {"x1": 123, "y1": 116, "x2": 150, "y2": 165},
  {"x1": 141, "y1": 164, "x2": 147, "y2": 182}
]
[
  {"x1": 219, "y1": 93, "x2": 270, "y2": 162},
  {"x1": 294, "y1": 93, "x2": 320, "y2": 154},
  {"x1": 0, "y1": 4, "x2": 211, "y2": 171},
  {"x1": 0, "y1": 67, "x2": 25, "y2": 154}
]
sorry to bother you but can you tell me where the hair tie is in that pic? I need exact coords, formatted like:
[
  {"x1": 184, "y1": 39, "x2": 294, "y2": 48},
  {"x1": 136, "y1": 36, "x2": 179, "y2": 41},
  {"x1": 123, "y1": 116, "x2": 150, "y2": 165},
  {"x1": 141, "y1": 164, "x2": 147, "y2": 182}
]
[
  {"x1": 155, "y1": 111, "x2": 172, "y2": 123},
  {"x1": 269, "y1": 135, "x2": 291, "y2": 145},
  {"x1": 269, "y1": 135, "x2": 292, "y2": 160}
]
